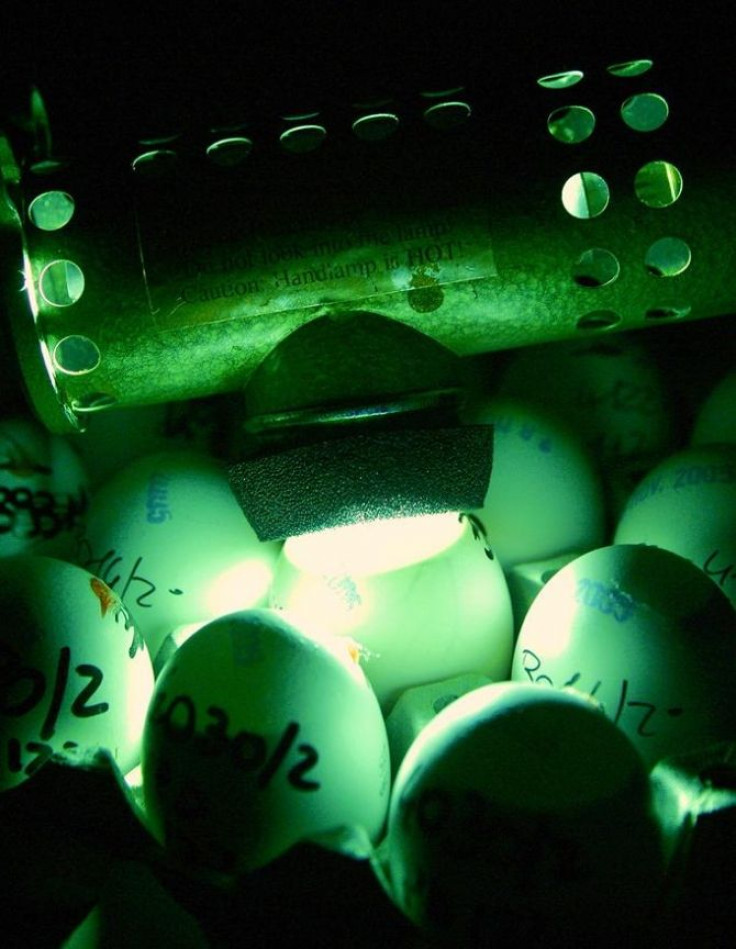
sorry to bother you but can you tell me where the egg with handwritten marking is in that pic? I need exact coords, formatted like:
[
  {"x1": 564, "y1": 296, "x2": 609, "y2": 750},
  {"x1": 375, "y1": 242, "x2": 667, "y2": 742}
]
[
  {"x1": 0, "y1": 555, "x2": 154, "y2": 790},
  {"x1": 0, "y1": 416, "x2": 88, "y2": 559},
  {"x1": 459, "y1": 397, "x2": 606, "y2": 567},
  {"x1": 378, "y1": 682, "x2": 665, "y2": 943},
  {"x1": 270, "y1": 512, "x2": 513, "y2": 710},
  {"x1": 141, "y1": 608, "x2": 390, "y2": 876},
  {"x1": 614, "y1": 443, "x2": 736, "y2": 607},
  {"x1": 75, "y1": 451, "x2": 281, "y2": 660},
  {"x1": 511, "y1": 545, "x2": 736, "y2": 767}
]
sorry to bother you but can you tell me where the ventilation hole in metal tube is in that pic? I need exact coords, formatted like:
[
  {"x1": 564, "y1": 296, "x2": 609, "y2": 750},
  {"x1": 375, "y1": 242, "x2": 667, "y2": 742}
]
[
  {"x1": 645, "y1": 238, "x2": 691, "y2": 277},
  {"x1": 547, "y1": 106, "x2": 596, "y2": 144},
  {"x1": 635, "y1": 161, "x2": 683, "y2": 208},
  {"x1": 572, "y1": 249, "x2": 620, "y2": 287},
  {"x1": 576, "y1": 310, "x2": 621, "y2": 331},
  {"x1": 131, "y1": 149, "x2": 178, "y2": 175},
  {"x1": 420, "y1": 87, "x2": 467, "y2": 99},
  {"x1": 607, "y1": 59, "x2": 654, "y2": 77},
  {"x1": 138, "y1": 133, "x2": 181, "y2": 147},
  {"x1": 39, "y1": 259, "x2": 85, "y2": 306},
  {"x1": 206, "y1": 137, "x2": 254, "y2": 167},
  {"x1": 28, "y1": 191, "x2": 75, "y2": 230},
  {"x1": 29, "y1": 159, "x2": 68, "y2": 176},
  {"x1": 352, "y1": 113, "x2": 400, "y2": 142},
  {"x1": 645, "y1": 304, "x2": 691, "y2": 321},
  {"x1": 279, "y1": 125, "x2": 327, "y2": 153},
  {"x1": 537, "y1": 70, "x2": 584, "y2": 89},
  {"x1": 621, "y1": 93, "x2": 669, "y2": 131},
  {"x1": 53, "y1": 335, "x2": 101, "y2": 375},
  {"x1": 561, "y1": 172, "x2": 610, "y2": 219},
  {"x1": 422, "y1": 101, "x2": 472, "y2": 130},
  {"x1": 74, "y1": 392, "x2": 118, "y2": 412}
]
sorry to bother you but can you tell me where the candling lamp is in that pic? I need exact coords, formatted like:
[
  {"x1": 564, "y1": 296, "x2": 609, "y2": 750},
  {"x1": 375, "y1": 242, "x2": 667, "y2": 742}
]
[{"x1": 1, "y1": 11, "x2": 734, "y2": 534}]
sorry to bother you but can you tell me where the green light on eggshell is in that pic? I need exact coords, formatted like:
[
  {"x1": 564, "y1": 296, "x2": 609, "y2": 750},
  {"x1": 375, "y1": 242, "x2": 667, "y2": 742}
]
[
  {"x1": 141, "y1": 609, "x2": 390, "y2": 877},
  {"x1": 270, "y1": 512, "x2": 514, "y2": 710},
  {"x1": 377, "y1": 682, "x2": 665, "y2": 942}
]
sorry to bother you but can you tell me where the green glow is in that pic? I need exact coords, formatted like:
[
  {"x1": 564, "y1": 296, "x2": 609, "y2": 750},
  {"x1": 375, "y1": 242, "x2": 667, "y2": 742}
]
[
  {"x1": 547, "y1": 105, "x2": 596, "y2": 144},
  {"x1": 285, "y1": 512, "x2": 465, "y2": 575},
  {"x1": 205, "y1": 137, "x2": 253, "y2": 167},
  {"x1": 621, "y1": 93, "x2": 669, "y2": 132},
  {"x1": 561, "y1": 172, "x2": 610, "y2": 219},
  {"x1": 537, "y1": 70, "x2": 584, "y2": 89},
  {"x1": 202, "y1": 558, "x2": 275, "y2": 615},
  {"x1": 52, "y1": 334, "x2": 101, "y2": 375},
  {"x1": 635, "y1": 160, "x2": 683, "y2": 208},
  {"x1": 28, "y1": 190, "x2": 75, "y2": 231},
  {"x1": 607, "y1": 59, "x2": 654, "y2": 77},
  {"x1": 645, "y1": 237, "x2": 691, "y2": 277},
  {"x1": 38, "y1": 258, "x2": 85, "y2": 307}
]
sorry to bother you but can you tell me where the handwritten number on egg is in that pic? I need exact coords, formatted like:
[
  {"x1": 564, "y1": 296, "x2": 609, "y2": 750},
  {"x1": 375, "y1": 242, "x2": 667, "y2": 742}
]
[
  {"x1": 0, "y1": 642, "x2": 108, "y2": 741},
  {"x1": 150, "y1": 691, "x2": 321, "y2": 791}
]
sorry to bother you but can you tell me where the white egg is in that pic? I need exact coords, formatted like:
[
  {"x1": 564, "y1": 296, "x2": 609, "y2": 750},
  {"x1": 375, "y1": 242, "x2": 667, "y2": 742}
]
[
  {"x1": 614, "y1": 443, "x2": 736, "y2": 607},
  {"x1": 511, "y1": 544, "x2": 736, "y2": 767},
  {"x1": 141, "y1": 608, "x2": 390, "y2": 875},
  {"x1": 377, "y1": 682, "x2": 665, "y2": 942},
  {"x1": 497, "y1": 336, "x2": 676, "y2": 516},
  {"x1": 0, "y1": 416, "x2": 88, "y2": 559},
  {"x1": 498, "y1": 336, "x2": 675, "y2": 463},
  {"x1": 0, "y1": 555, "x2": 154, "y2": 790},
  {"x1": 691, "y1": 369, "x2": 736, "y2": 446},
  {"x1": 460, "y1": 397, "x2": 606, "y2": 567},
  {"x1": 270, "y1": 512, "x2": 514, "y2": 710},
  {"x1": 75, "y1": 450, "x2": 281, "y2": 659}
]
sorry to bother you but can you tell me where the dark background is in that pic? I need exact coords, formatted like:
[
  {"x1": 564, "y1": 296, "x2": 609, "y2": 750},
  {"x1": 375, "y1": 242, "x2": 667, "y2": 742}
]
[{"x1": 0, "y1": 3, "x2": 734, "y2": 946}]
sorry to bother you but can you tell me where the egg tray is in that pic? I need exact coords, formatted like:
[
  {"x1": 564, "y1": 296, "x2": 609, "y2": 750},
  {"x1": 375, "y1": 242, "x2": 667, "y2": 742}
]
[{"x1": 0, "y1": 311, "x2": 733, "y2": 949}]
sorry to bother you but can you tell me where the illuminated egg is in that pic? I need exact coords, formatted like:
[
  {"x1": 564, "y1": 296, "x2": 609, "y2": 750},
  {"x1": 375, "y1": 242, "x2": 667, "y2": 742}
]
[
  {"x1": 141, "y1": 608, "x2": 390, "y2": 876},
  {"x1": 377, "y1": 682, "x2": 665, "y2": 943},
  {"x1": 0, "y1": 416, "x2": 88, "y2": 559},
  {"x1": 75, "y1": 450, "x2": 281, "y2": 659},
  {"x1": 269, "y1": 512, "x2": 514, "y2": 710},
  {"x1": 691, "y1": 369, "x2": 736, "y2": 445},
  {"x1": 613, "y1": 443, "x2": 736, "y2": 607},
  {"x1": 460, "y1": 397, "x2": 606, "y2": 567},
  {"x1": 511, "y1": 544, "x2": 736, "y2": 768},
  {"x1": 0, "y1": 555, "x2": 154, "y2": 790},
  {"x1": 497, "y1": 336, "x2": 676, "y2": 515}
]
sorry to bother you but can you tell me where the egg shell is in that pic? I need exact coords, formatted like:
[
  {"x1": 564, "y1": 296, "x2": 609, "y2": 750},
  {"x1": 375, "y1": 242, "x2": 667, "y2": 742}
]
[
  {"x1": 614, "y1": 443, "x2": 736, "y2": 607},
  {"x1": 0, "y1": 417, "x2": 88, "y2": 559},
  {"x1": 380, "y1": 682, "x2": 665, "y2": 942},
  {"x1": 141, "y1": 608, "x2": 390, "y2": 876},
  {"x1": 76, "y1": 450, "x2": 281, "y2": 658},
  {"x1": 0, "y1": 555, "x2": 154, "y2": 789},
  {"x1": 460, "y1": 397, "x2": 606, "y2": 567},
  {"x1": 512, "y1": 544, "x2": 736, "y2": 767},
  {"x1": 270, "y1": 513, "x2": 514, "y2": 711}
]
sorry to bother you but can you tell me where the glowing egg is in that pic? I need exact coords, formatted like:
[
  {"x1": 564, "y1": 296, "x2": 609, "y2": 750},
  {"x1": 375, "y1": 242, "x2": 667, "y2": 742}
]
[
  {"x1": 691, "y1": 369, "x2": 736, "y2": 446},
  {"x1": 141, "y1": 608, "x2": 390, "y2": 875},
  {"x1": 269, "y1": 512, "x2": 514, "y2": 710},
  {"x1": 0, "y1": 555, "x2": 154, "y2": 790},
  {"x1": 460, "y1": 397, "x2": 606, "y2": 567},
  {"x1": 613, "y1": 443, "x2": 736, "y2": 607},
  {"x1": 511, "y1": 545, "x2": 736, "y2": 767},
  {"x1": 75, "y1": 450, "x2": 281, "y2": 659},
  {"x1": 0, "y1": 416, "x2": 88, "y2": 559},
  {"x1": 378, "y1": 682, "x2": 665, "y2": 942}
]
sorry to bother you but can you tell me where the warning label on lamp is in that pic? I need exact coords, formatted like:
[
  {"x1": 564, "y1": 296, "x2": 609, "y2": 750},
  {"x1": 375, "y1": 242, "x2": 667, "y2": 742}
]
[{"x1": 144, "y1": 206, "x2": 496, "y2": 329}]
